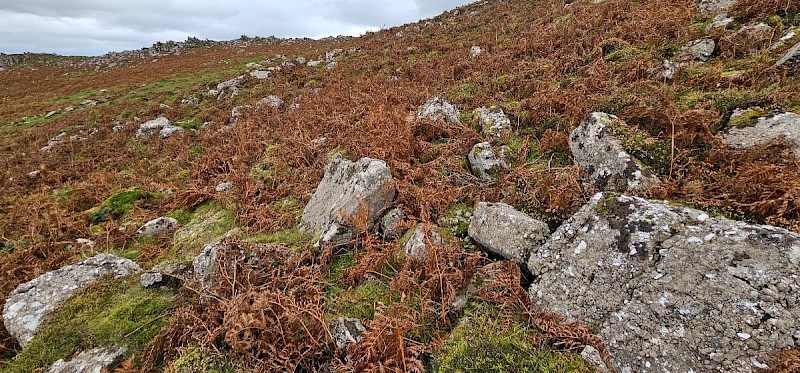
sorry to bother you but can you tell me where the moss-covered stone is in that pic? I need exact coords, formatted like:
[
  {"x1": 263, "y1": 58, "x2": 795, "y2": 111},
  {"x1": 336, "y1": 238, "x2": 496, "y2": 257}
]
[
  {"x1": 167, "y1": 345, "x2": 236, "y2": 373},
  {"x1": 85, "y1": 189, "x2": 157, "y2": 225},
  {"x1": 437, "y1": 201, "x2": 474, "y2": 239},
  {"x1": 726, "y1": 107, "x2": 771, "y2": 128},
  {"x1": 431, "y1": 303, "x2": 594, "y2": 373},
  {"x1": 605, "y1": 119, "x2": 672, "y2": 175},
  {"x1": 2, "y1": 278, "x2": 176, "y2": 373},
  {"x1": 169, "y1": 201, "x2": 236, "y2": 261}
]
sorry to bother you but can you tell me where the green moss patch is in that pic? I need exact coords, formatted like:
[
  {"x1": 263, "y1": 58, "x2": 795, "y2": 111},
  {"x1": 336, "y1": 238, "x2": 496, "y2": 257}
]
[
  {"x1": 85, "y1": 189, "x2": 158, "y2": 225},
  {"x1": 167, "y1": 345, "x2": 236, "y2": 373},
  {"x1": 2, "y1": 277, "x2": 176, "y2": 373},
  {"x1": 243, "y1": 227, "x2": 314, "y2": 252},
  {"x1": 606, "y1": 119, "x2": 672, "y2": 175},
  {"x1": 431, "y1": 303, "x2": 594, "y2": 373},
  {"x1": 327, "y1": 280, "x2": 398, "y2": 321},
  {"x1": 169, "y1": 201, "x2": 236, "y2": 261}
]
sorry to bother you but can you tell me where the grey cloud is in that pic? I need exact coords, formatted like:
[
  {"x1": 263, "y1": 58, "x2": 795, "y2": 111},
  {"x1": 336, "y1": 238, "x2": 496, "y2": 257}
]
[{"x1": 0, "y1": 0, "x2": 474, "y2": 56}]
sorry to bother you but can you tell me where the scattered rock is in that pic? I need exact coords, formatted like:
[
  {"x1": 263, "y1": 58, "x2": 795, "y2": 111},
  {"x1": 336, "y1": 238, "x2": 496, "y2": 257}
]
[
  {"x1": 46, "y1": 346, "x2": 126, "y2": 373},
  {"x1": 569, "y1": 112, "x2": 659, "y2": 192},
  {"x1": 326, "y1": 61, "x2": 338, "y2": 70},
  {"x1": 45, "y1": 110, "x2": 58, "y2": 118},
  {"x1": 380, "y1": 208, "x2": 407, "y2": 240},
  {"x1": 706, "y1": 13, "x2": 733, "y2": 30},
  {"x1": 527, "y1": 193, "x2": 800, "y2": 372},
  {"x1": 245, "y1": 62, "x2": 262, "y2": 69},
  {"x1": 140, "y1": 263, "x2": 188, "y2": 289},
  {"x1": 468, "y1": 202, "x2": 550, "y2": 266},
  {"x1": 40, "y1": 132, "x2": 67, "y2": 152},
  {"x1": 139, "y1": 271, "x2": 164, "y2": 288},
  {"x1": 250, "y1": 70, "x2": 271, "y2": 80},
  {"x1": 403, "y1": 223, "x2": 442, "y2": 260},
  {"x1": 469, "y1": 46, "x2": 483, "y2": 58},
  {"x1": 660, "y1": 59, "x2": 678, "y2": 80},
  {"x1": 329, "y1": 317, "x2": 366, "y2": 349},
  {"x1": 193, "y1": 242, "x2": 221, "y2": 287},
  {"x1": 135, "y1": 117, "x2": 183, "y2": 138},
  {"x1": 27, "y1": 170, "x2": 40, "y2": 178},
  {"x1": 136, "y1": 217, "x2": 179, "y2": 237},
  {"x1": 257, "y1": 95, "x2": 283, "y2": 109},
  {"x1": 775, "y1": 41, "x2": 800, "y2": 73},
  {"x1": 681, "y1": 39, "x2": 715, "y2": 62},
  {"x1": 215, "y1": 182, "x2": 233, "y2": 192},
  {"x1": 295, "y1": 56, "x2": 307, "y2": 65},
  {"x1": 729, "y1": 23, "x2": 773, "y2": 53},
  {"x1": 417, "y1": 96, "x2": 461, "y2": 124},
  {"x1": 580, "y1": 346, "x2": 610, "y2": 373},
  {"x1": 301, "y1": 155, "x2": 396, "y2": 246},
  {"x1": 474, "y1": 107, "x2": 512, "y2": 139},
  {"x1": 215, "y1": 75, "x2": 243, "y2": 98},
  {"x1": 467, "y1": 142, "x2": 508, "y2": 181},
  {"x1": 698, "y1": 0, "x2": 736, "y2": 14},
  {"x1": 722, "y1": 111, "x2": 800, "y2": 157},
  {"x1": 3, "y1": 254, "x2": 141, "y2": 346},
  {"x1": 307, "y1": 60, "x2": 324, "y2": 67}
]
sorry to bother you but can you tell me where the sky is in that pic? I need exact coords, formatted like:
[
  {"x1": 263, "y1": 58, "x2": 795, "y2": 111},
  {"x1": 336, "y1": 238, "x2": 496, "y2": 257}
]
[{"x1": 0, "y1": 0, "x2": 474, "y2": 56}]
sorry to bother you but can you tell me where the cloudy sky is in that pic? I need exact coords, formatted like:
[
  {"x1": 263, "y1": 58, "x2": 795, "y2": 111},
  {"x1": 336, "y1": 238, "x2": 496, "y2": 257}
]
[{"x1": 0, "y1": 0, "x2": 473, "y2": 56}]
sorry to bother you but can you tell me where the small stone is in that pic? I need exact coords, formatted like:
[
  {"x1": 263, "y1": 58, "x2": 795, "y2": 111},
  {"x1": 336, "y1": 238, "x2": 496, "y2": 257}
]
[
  {"x1": 257, "y1": 95, "x2": 283, "y2": 109},
  {"x1": 469, "y1": 46, "x2": 483, "y2": 58},
  {"x1": 250, "y1": 70, "x2": 271, "y2": 80},
  {"x1": 417, "y1": 96, "x2": 460, "y2": 124},
  {"x1": 329, "y1": 318, "x2": 366, "y2": 349},
  {"x1": 380, "y1": 208, "x2": 407, "y2": 240},
  {"x1": 136, "y1": 217, "x2": 179, "y2": 237},
  {"x1": 468, "y1": 142, "x2": 508, "y2": 181},
  {"x1": 474, "y1": 107, "x2": 512, "y2": 139},
  {"x1": 581, "y1": 346, "x2": 610, "y2": 373},
  {"x1": 47, "y1": 346, "x2": 126, "y2": 373},
  {"x1": 215, "y1": 182, "x2": 233, "y2": 192},
  {"x1": 468, "y1": 202, "x2": 550, "y2": 265},
  {"x1": 682, "y1": 39, "x2": 716, "y2": 62},
  {"x1": 140, "y1": 271, "x2": 163, "y2": 288},
  {"x1": 403, "y1": 223, "x2": 442, "y2": 260},
  {"x1": 722, "y1": 111, "x2": 800, "y2": 157}
]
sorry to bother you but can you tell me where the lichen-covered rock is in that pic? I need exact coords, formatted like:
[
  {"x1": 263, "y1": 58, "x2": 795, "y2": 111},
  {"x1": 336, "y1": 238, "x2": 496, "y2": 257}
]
[
  {"x1": 329, "y1": 317, "x2": 366, "y2": 349},
  {"x1": 46, "y1": 346, "x2": 126, "y2": 373},
  {"x1": 257, "y1": 95, "x2": 283, "y2": 109},
  {"x1": 380, "y1": 208, "x2": 407, "y2": 240},
  {"x1": 468, "y1": 142, "x2": 508, "y2": 181},
  {"x1": 527, "y1": 193, "x2": 800, "y2": 372},
  {"x1": 403, "y1": 223, "x2": 442, "y2": 260},
  {"x1": 417, "y1": 96, "x2": 461, "y2": 124},
  {"x1": 775, "y1": 41, "x2": 800, "y2": 73},
  {"x1": 250, "y1": 70, "x2": 271, "y2": 80},
  {"x1": 681, "y1": 38, "x2": 716, "y2": 62},
  {"x1": 3, "y1": 254, "x2": 141, "y2": 346},
  {"x1": 569, "y1": 113, "x2": 659, "y2": 192},
  {"x1": 698, "y1": 0, "x2": 736, "y2": 14},
  {"x1": 301, "y1": 155, "x2": 396, "y2": 246},
  {"x1": 136, "y1": 216, "x2": 179, "y2": 237},
  {"x1": 193, "y1": 242, "x2": 221, "y2": 287},
  {"x1": 474, "y1": 107, "x2": 512, "y2": 139},
  {"x1": 468, "y1": 202, "x2": 550, "y2": 266},
  {"x1": 729, "y1": 23, "x2": 773, "y2": 53},
  {"x1": 723, "y1": 111, "x2": 800, "y2": 157},
  {"x1": 469, "y1": 46, "x2": 483, "y2": 58},
  {"x1": 135, "y1": 117, "x2": 183, "y2": 138}
]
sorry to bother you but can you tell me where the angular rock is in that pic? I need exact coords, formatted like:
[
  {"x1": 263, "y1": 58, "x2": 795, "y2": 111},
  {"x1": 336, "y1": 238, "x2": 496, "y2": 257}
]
[
  {"x1": 581, "y1": 346, "x2": 610, "y2": 373},
  {"x1": 706, "y1": 13, "x2": 733, "y2": 30},
  {"x1": 250, "y1": 70, "x2": 271, "y2": 80},
  {"x1": 417, "y1": 96, "x2": 460, "y2": 124},
  {"x1": 257, "y1": 95, "x2": 283, "y2": 109},
  {"x1": 135, "y1": 117, "x2": 183, "y2": 138},
  {"x1": 3, "y1": 254, "x2": 141, "y2": 346},
  {"x1": 682, "y1": 39, "x2": 716, "y2": 62},
  {"x1": 722, "y1": 111, "x2": 800, "y2": 157},
  {"x1": 468, "y1": 202, "x2": 550, "y2": 265},
  {"x1": 569, "y1": 112, "x2": 659, "y2": 192},
  {"x1": 403, "y1": 223, "x2": 442, "y2": 260},
  {"x1": 527, "y1": 193, "x2": 800, "y2": 372},
  {"x1": 380, "y1": 208, "x2": 407, "y2": 240},
  {"x1": 474, "y1": 107, "x2": 512, "y2": 139},
  {"x1": 775, "y1": 41, "x2": 800, "y2": 73},
  {"x1": 215, "y1": 182, "x2": 233, "y2": 192},
  {"x1": 136, "y1": 217, "x2": 179, "y2": 237},
  {"x1": 193, "y1": 241, "x2": 220, "y2": 287},
  {"x1": 301, "y1": 155, "x2": 396, "y2": 246},
  {"x1": 47, "y1": 346, "x2": 126, "y2": 373},
  {"x1": 245, "y1": 62, "x2": 262, "y2": 69},
  {"x1": 139, "y1": 271, "x2": 164, "y2": 288},
  {"x1": 329, "y1": 317, "x2": 366, "y2": 349},
  {"x1": 467, "y1": 142, "x2": 508, "y2": 181},
  {"x1": 698, "y1": 0, "x2": 736, "y2": 14}
]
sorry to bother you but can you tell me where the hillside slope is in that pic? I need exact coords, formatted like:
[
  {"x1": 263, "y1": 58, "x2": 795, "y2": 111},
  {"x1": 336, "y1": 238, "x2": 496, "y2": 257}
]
[{"x1": 1, "y1": 0, "x2": 799, "y2": 371}]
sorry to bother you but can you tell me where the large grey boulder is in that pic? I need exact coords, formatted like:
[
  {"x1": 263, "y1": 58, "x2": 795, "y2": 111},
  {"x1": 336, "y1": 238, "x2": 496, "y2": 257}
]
[
  {"x1": 403, "y1": 223, "x2": 442, "y2": 260},
  {"x1": 3, "y1": 254, "x2": 141, "y2": 346},
  {"x1": 467, "y1": 142, "x2": 508, "y2": 181},
  {"x1": 474, "y1": 107, "x2": 512, "y2": 139},
  {"x1": 47, "y1": 346, "x2": 126, "y2": 373},
  {"x1": 723, "y1": 111, "x2": 800, "y2": 157},
  {"x1": 468, "y1": 202, "x2": 550, "y2": 266},
  {"x1": 569, "y1": 113, "x2": 659, "y2": 192},
  {"x1": 527, "y1": 193, "x2": 800, "y2": 372},
  {"x1": 301, "y1": 155, "x2": 396, "y2": 246},
  {"x1": 417, "y1": 96, "x2": 460, "y2": 124}
]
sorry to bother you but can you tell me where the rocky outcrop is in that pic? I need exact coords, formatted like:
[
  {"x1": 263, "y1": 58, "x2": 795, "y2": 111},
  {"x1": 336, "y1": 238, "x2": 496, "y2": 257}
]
[
  {"x1": 301, "y1": 155, "x2": 396, "y2": 246},
  {"x1": 417, "y1": 96, "x2": 460, "y2": 124},
  {"x1": 467, "y1": 142, "x2": 508, "y2": 181},
  {"x1": 569, "y1": 113, "x2": 659, "y2": 192},
  {"x1": 46, "y1": 346, "x2": 126, "y2": 373},
  {"x1": 403, "y1": 223, "x2": 442, "y2": 260},
  {"x1": 468, "y1": 202, "x2": 550, "y2": 266},
  {"x1": 136, "y1": 117, "x2": 183, "y2": 138},
  {"x1": 193, "y1": 242, "x2": 221, "y2": 287},
  {"x1": 722, "y1": 110, "x2": 800, "y2": 157},
  {"x1": 681, "y1": 39, "x2": 716, "y2": 62},
  {"x1": 136, "y1": 217, "x2": 179, "y2": 237},
  {"x1": 527, "y1": 193, "x2": 800, "y2": 372},
  {"x1": 3, "y1": 254, "x2": 141, "y2": 346}
]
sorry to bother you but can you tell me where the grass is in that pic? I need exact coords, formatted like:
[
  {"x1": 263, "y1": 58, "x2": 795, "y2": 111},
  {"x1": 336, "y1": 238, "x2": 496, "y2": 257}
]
[
  {"x1": 168, "y1": 201, "x2": 236, "y2": 262},
  {"x1": 1, "y1": 277, "x2": 176, "y2": 373},
  {"x1": 85, "y1": 189, "x2": 158, "y2": 225}
]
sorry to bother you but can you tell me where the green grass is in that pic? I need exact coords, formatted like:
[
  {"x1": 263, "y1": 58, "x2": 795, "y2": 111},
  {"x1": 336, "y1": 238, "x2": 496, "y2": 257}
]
[
  {"x1": 2, "y1": 277, "x2": 177, "y2": 373},
  {"x1": 327, "y1": 280, "x2": 398, "y2": 321},
  {"x1": 431, "y1": 303, "x2": 594, "y2": 373},
  {"x1": 243, "y1": 227, "x2": 314, "y2": 252},
  {"x1": 85, "y1": 189, "x2": 158, "y2": 225},
  {"x1": 169, "y1": 201, "x2": 236, "y2": 262}
]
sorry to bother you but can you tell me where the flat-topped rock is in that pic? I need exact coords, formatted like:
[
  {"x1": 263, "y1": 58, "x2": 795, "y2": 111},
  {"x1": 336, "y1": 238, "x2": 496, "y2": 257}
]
[
  {"x1": 468, "y1": 202, "x2": 550, "y2": 266},
  {"x1": 3, "y1": 254, "x2": 141, "y2": 346},
  {"x1": 47, "y1": 346, "x2": 126, "y2": 373},
  {"x1": 723, "y1": 110, "x2": 800, "y2": 157}
]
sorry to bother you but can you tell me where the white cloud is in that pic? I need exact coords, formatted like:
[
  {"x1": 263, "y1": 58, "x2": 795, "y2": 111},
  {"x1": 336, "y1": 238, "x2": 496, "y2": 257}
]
[{"x1": 0, "y1": 0, "x2": 473, "y2": 56}]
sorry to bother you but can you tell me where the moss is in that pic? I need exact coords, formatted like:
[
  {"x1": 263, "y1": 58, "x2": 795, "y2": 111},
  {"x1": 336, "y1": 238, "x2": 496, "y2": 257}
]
[
  {"x1": 2, "y1": 278, "x2": 176, "y2": 373},
  {"x1": 726, "y1": 107, "x2": 770, "y2": 128},
  {"x1": 0, "y1": 242, "x2": 14, "y2": 258},
  {"x1": 431, "y1": 303, "x2": 594, "y2": 373},
  {"x1": 168, "y1": 345, "x2": 236, "y2": 373},
  {"x1": 250, "y1": 144, "x2": 282, "y2": 182},
  {"x1": 169, "y1": 201, "x2": 236, "y2": 261},
  {"x1": 243, "y1": 227, "x2": 314, "y2": 252},
  {"x1": 85, "y1": 189, "x2": 157, "y2": 225},
  {"x1": 451, "y1": 83, "x2": 476, "y2": 103},
  {"x1": 605, "y1": 119, "x2": 672, "y2": 175},
  {"x1": 327, "y1": 281, "x2": 397, "y2": 320},
  {"x1": 437, "y1": 201, "x2": 473, "y2": 237}
]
